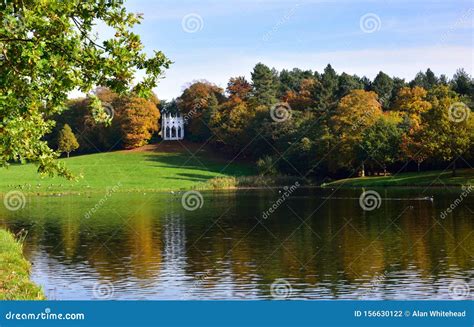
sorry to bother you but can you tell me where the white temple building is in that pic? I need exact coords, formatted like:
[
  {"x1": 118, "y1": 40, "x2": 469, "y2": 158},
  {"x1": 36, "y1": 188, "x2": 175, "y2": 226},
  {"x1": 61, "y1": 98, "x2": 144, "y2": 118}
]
[{"x1": 161, "y1": 113, "x2": 184, "y2": 140}]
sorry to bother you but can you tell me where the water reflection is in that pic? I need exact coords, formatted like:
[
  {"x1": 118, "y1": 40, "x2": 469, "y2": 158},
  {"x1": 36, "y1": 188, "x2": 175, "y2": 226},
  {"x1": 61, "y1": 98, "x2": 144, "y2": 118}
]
[{"x1": 0, "y1": 188, "x2": 472, "y2": 300}]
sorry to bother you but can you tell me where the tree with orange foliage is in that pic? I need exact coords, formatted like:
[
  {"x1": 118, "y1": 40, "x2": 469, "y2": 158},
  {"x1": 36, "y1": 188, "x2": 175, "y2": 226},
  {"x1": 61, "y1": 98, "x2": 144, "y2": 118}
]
[
  {"x1": 330, "y1": 90, "x2": 383, "y2": 174},
  {"x1": 227, "y1": 76, "x2": 252, "y2": 101},
  {"x1": 400, "y1": 126, "x2": 429, "y2": 172},
  {"x1": 283, "y1": 78, "x2": 316, "y2": 111},
  {"x1": 118, "y1": 97, "x2": 160, "y2": 149},
  {"x1": 177, "y1": 81, "x2": 224, "y2": 141},
  {"x1": 393, "y1": 87, "x2": 432, "y2": 171}
]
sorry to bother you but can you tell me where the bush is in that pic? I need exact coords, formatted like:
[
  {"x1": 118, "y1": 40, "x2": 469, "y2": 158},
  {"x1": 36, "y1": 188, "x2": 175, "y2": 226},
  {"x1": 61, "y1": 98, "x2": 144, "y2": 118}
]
[
  {"x1": 257, "y1": 156, "x2": 278, "y2": 176},
  {"x1": 205, "y1": 175, "x2": 306, "y2": 189}
]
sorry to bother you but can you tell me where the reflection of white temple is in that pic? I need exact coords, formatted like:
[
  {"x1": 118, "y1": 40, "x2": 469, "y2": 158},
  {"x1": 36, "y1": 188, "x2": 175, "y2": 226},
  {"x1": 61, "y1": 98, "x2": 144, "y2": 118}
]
[
  {"x1": 163, "y1": 213, "x2": 186, "y2": 267},
  {"x1": 156, "y1": 213, "x2": 189, "y2": 298},
  {"x1": 161, "y1": 113, "x2": 184, "y2": 140}
]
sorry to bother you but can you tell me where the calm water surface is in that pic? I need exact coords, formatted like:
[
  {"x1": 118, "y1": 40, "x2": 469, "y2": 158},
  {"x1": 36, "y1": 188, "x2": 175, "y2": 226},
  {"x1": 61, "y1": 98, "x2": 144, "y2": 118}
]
[{"x1": 1, "y1": 188, "x2": 473, "y2": 300}]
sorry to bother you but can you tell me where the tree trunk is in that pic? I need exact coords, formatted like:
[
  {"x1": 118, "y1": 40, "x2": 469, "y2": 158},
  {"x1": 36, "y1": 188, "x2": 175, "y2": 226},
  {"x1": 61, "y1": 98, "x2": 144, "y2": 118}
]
[
  {"x1": 67, "y1": 152, "x2": 70, "y2": 158},
  {"x1": 452, "y1": 159, "x2": 456, "y2": 177},
  {"x1": 383, "y1": 166, "x2": 387, "y2": 176},
  {"x1": 417, "y1": 161, "x2": 420, "y2": 172},
  {"x1": 360, "y1": 163, "x2": 365, "y2": 177}
]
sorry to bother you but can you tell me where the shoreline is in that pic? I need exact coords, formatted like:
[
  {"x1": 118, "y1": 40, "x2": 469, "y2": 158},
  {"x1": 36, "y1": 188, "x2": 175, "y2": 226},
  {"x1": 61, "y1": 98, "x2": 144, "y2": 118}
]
[
  {"x1": 322, "y1": 169, "x2": 473, "y2": 189},
  {"x1": 0, "y1": 229, "x2": 45, "y2": 300},
  {"x1": 0, "y1": 183, "x2": 471, "y2": 197}
]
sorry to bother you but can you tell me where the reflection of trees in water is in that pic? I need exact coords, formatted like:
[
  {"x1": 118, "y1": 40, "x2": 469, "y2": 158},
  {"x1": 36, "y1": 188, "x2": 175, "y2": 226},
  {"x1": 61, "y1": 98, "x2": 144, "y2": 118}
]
[
  {"x1": 0, "y1": 190, "x2": 472, "y2": 298},
  {"x1": 62, "y1": 216, "x2": 80, "y2": 259},
  {"x1": 180, "y1": 191, "x2": 473, "y2": 297},
  {"x1": 126, "y1": 208, "x2": 162, "y2": 279}
]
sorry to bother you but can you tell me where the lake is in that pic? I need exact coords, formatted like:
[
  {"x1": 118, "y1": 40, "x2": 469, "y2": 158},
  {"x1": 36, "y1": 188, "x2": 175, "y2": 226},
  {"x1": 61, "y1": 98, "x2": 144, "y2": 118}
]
[{"x1": 1, "y1": 187, "x2": 473, "y2": 300}]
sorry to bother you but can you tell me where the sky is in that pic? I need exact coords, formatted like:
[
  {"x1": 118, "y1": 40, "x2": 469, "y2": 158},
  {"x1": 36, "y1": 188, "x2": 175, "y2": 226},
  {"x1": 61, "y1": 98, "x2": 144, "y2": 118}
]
[{"x1": 106, "y1": 0, "x2": 473, "y2": 100}]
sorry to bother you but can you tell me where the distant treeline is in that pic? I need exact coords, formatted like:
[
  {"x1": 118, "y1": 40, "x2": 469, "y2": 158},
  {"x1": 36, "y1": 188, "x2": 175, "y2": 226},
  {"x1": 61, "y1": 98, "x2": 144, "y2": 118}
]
[
  {"x1": 163, "y1": 64, "x2": 473, "y2": 178},
  {"x1": 49, "y1": 88, "x2": 160, "y2": 152},
  {"x1": 53, "y1": 64, "x2": 473, "y2": 179}
]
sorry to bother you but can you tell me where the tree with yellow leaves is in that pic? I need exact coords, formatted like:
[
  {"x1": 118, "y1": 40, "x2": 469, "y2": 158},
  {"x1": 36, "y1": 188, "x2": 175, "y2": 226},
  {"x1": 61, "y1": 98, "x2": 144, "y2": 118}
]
[
  {"x1": 330, "y1": 90, "x2": 383, "y2": 174},
  {"x1": 118, "y1": 98, "x2": 160, "y2": 149}
]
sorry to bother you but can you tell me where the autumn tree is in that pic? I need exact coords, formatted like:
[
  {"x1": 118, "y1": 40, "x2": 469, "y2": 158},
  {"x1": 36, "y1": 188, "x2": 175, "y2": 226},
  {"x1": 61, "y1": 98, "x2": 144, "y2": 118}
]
[
  {"x1": 400, "y1": 126, "x2": 430, "y2": 172},
  {"x1": 422, "y1": 86, "x2": 473, "y2": 176},
  {"x1": 177, "y1": 82, "x2": 224, "y2": 141},
  {"x1": 210, "y1": 98, "x2": 257, "y2": 152},
  {"x1": 330, "y1": 90, "x2": 383, "y2": 174},
  {"x1": 57, "y1": 124, "x2": 79, "y2": 158},
  {"x1": 283, "y1": 78, "x2": 316, "y2": 111},
  {"x1": 53, "y1": 88, "x2": 159, "y2": 151},
  {"x1": 117, "y1": 97, "x2": 160, "y2": 149},
  {"x1": 392, "y1": 86, "x2": 432, "y2": 170},
  {"x1": 227, "y1": 76, "x2": 252, "y2": 101},
  {"x1": 174, "y1": 63, "x2": 472, "y2": 177},
  {"x1": 393, "y1": 87, "x2": 432, "y2": 127},
  {"x1": 0, "y1": 0, "x2": 171, "y2": 178}
]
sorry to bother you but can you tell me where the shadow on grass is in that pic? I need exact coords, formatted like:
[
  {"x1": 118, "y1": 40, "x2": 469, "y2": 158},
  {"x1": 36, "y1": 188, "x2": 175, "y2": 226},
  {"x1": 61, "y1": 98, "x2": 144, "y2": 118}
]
[
  {"x1": 142, "y1": 153, "x2": 255, "y2": 176},
  {"x1": 159, "y1": 173, "x2": 222, "y2": 183}
]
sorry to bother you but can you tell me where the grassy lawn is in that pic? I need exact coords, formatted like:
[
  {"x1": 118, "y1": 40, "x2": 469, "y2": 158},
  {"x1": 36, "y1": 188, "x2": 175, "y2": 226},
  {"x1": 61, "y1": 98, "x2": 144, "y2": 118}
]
[
  {"x1": 0, "y1": 229, "x2": 45, "y2": 300},
  {"x1": 0, "y1": 142, "x2": 256, "y2": 195},
  {"x1": 324, "y1": 168, "x2": 474, "y2": 187}
]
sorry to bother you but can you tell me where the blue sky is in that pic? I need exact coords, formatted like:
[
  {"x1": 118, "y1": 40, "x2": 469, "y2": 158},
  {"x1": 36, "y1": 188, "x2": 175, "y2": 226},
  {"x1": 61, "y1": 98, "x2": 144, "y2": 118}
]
[{"x1": 124, "y1": 0, "x2": 473, "y2": 100}]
